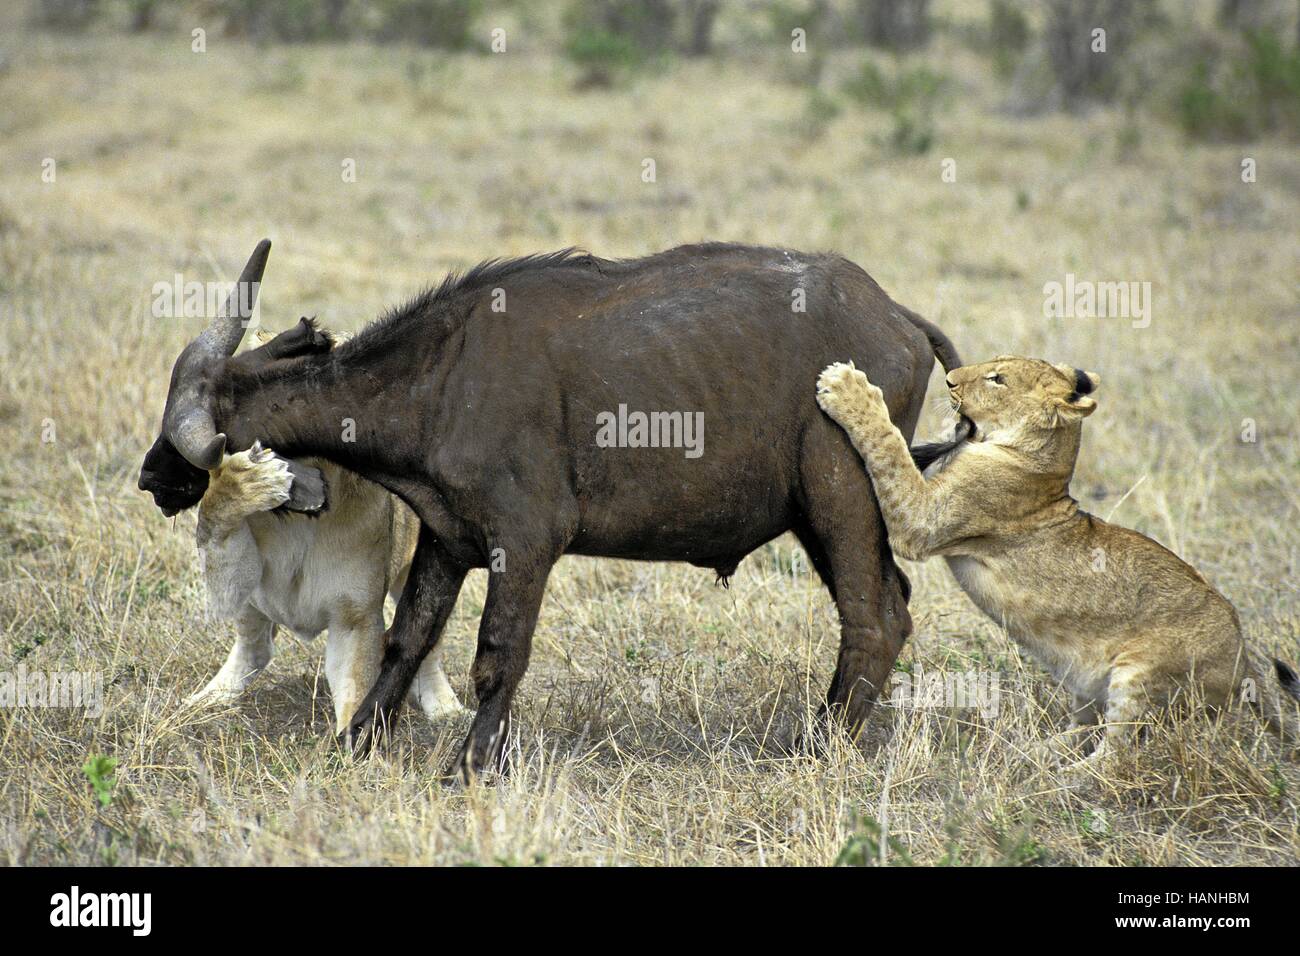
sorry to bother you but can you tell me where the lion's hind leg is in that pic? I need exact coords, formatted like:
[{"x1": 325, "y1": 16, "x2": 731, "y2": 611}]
[
  {"x1": 1033, "y1": 694, "x2": 1102, "y2": 764},
  {"x1": 1072, "y1": 664, "x2": 1168, "y2": 768}
]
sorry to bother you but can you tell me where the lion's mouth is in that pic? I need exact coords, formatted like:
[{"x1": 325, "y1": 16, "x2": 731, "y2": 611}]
[
  {"x1": 954, "y1": 413, "x2": 977, "y2": 443},
  {"x1": 946, "y1": 386, "x2": 979, "y2": 435}
]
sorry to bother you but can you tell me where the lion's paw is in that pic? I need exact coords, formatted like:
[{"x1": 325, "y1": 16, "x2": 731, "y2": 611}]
[
  {"x1": 816, "y1": 361, "x2": 883, "y2": 420},
  {"x1": 208, "y1": 441, "x2": 293, "y2": 516}
]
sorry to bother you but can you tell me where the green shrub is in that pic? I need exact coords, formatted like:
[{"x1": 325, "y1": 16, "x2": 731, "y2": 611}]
[
  {"x1": 987, "y1": 0, "x2": 1030, "y2": 79},
  {"x1": 766, "y1": 0, "x2": 822, "y2": 43},
  {"x1": 886, "y1": 111, "x2": 934, "y2": 153},
  {"x1": 1245, "y1": 29, "x2": 1300, "y2": 131},
  {"x1": 844, "y1": 59, "x2": 948, "y2": 154},
  {"x1": 835, "y1": 811, "x2": 913, "y2": 866},
  {"x1": 564, "y1": 26, "x2": 647, "y2": 88},
  {"x1": 82, "y1": 755, "x2": 118, "y2": 808},
  {"x1": 563, "y1": 0, "x2": 675, "y2": 88},
  {"x1": 213, "y1": 0, "x2": 478, "y2": 48},
  {"x1": 1178, "y1": 31, "x2": 1300, "y2": 141},
  {"x1": 219, "y1": 0, "x2": 339, "y2": 43},
  {"x1": 798, "y1": 87, "x2": 843, "y2": 139},
  {"x1": 844, "y1": 59, "x2": 946, "y2": 108},
  {"x1": 372, "y1": 0, "x2": 482, "y2": 49},
  {"x1": 31, "y1": 0, "x2": 100, "y2": 31}
]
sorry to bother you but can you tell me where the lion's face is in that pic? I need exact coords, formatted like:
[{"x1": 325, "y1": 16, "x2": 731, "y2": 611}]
[{"x1": 946, "y1": 356, "x2": 1099, "y2": 436}]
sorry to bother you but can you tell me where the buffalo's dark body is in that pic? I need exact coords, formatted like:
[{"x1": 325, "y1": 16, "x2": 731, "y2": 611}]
[{"x1": 142, "y1": 242, "x2": 954, "y2": 776}]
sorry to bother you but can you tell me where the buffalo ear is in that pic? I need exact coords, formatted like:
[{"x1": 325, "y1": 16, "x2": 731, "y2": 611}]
[
  {"x1": 240, "y1": 318, "x2": 334, "y2": 365},
  {"x1": 296, "y1": 315, "x2": 334, "y2": 350}
]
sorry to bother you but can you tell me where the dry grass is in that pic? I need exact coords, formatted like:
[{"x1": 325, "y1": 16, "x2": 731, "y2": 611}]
[{"x1": 1, "y1": 5, "x2": 1298, "y2": 865}]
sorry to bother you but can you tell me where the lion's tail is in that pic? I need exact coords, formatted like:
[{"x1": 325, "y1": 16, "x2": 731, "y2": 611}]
[{"x1": 1249, "y1": 657, "x2": 1300, "y2": 749}]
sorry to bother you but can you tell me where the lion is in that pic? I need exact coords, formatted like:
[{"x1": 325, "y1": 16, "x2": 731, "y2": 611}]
[
  {"x1": 815, "y1": 356, "x2": 1299, "y2": 764},
  {"x1": 186, "y1": 325, "x2": 465, "y2": 731}
]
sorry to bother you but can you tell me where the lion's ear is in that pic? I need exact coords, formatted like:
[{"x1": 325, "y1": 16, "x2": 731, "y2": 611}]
[
  {"x1": 1057, "y1": 393, "x2": 1097, "y2": 421},
  {"x1": 1051, "y1": 365, "x2": 1100, "y2": 422},
  {"x1": 1054, "y1": 364, "x2": 1100, "y2": 394}
]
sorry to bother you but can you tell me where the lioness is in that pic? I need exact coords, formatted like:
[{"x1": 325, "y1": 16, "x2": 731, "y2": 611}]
[
  {"x1": 185, "y1": 325, "x2": 464, "y2": 730},
  {"x1": 815, "y1": 356, "x2": 1299, "y2": 763}
]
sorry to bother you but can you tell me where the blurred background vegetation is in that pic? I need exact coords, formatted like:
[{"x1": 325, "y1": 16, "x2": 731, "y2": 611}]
[{"x1": 28, "y1": 0, "x2": 1300, "y2": 148}]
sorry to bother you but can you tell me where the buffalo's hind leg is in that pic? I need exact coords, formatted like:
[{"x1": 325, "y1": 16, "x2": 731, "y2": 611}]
[
  {"x1": 797, "y1": 435, "x2": 913, "y2": 752},
  {"x1": 445, "y1": 550, "x2": 556, "y2": 782},
  {"x1": 343, "y1": 525, "x2": 466, "y2": 755}
]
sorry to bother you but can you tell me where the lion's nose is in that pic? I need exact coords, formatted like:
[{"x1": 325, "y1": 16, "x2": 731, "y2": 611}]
[{"x1": 945, "y1": 374, "x2": 956, "y2": 388}]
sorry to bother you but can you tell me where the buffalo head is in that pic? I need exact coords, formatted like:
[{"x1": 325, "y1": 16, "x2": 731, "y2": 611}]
[{"x1": 138, "y1": 240, "x2": 326, "y2": 515}]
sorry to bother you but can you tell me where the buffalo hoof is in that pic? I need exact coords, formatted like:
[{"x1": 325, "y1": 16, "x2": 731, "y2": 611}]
[
  {"x1": 340, "y1": 708, "x2": 389, "y2": 758},
  {"x1": 788, "y1": 730, "x2": 827, "y2": 761},
  {"x1": 441, "y1": 735, "x2": 511, "y2": 785}
]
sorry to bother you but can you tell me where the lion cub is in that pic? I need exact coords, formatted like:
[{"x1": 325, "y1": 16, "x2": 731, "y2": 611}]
[{"x1": 816, "y1": 356, "x2": 1299, "y2": 763}]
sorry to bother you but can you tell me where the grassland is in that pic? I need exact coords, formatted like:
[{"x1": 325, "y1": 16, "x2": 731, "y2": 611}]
[{"x1": 1, "y1": 4, "x2": 1298, "y2": 865}]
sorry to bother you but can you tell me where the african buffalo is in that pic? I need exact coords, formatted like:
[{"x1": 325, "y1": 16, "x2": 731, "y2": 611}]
[{"x1": 140, "y1": 239, "x2": 960, "y2": 778}]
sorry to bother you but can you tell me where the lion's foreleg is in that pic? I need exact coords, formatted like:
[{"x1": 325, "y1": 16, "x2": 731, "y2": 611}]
[{"x1": 816, "y1": 363, "x2": 942, "y2": 560}]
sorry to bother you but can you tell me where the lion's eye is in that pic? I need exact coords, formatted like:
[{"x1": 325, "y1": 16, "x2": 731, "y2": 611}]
[{"x1": 986, "y1": 373, "x2": 1005, "y2": 385}]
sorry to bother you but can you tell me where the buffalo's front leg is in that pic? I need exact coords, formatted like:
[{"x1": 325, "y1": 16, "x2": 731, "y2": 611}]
[
  {"x1": 445, "y1": 554, "x2": 555, "y2": 781},
  {"x1": 344, "y1": 526, "x2": 466, "y2": 754}
]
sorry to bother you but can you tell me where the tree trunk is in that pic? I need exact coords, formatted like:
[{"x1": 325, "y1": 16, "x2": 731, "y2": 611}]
[
  {"x1": 683, "y1": 0, "x2": 721, "y2": 56},
  {"x1": 860, "y1": 0, "x2": 931, "y2": 50}
]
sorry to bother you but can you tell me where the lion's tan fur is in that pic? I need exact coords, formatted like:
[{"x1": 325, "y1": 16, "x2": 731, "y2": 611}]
[
  {"x1": 187, "y1": 328, "x2": 462, "y2": 729},
  {"x1": 816, "y1": 356, "x2": 1298, "y2": 763}
]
